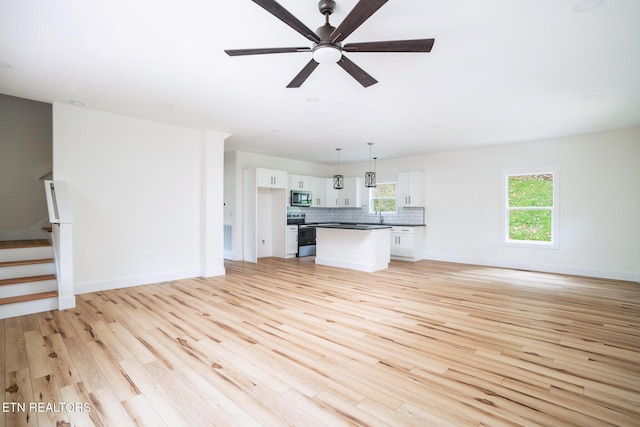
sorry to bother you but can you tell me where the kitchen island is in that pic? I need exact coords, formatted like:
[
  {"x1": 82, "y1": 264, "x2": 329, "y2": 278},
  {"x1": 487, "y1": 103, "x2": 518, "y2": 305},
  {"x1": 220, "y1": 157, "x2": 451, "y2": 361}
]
[{"x1": 313, "y1": 224, "x2": 392, "y2": 272}]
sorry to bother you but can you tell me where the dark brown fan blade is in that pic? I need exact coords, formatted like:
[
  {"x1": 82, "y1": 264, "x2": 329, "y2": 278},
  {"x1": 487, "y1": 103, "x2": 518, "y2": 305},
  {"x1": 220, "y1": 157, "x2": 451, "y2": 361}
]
[
  {"x1": 287, "y1": 59, "x2": 320, "y2": 88},
  {"x1": 252, "y1": 0, "x2": 320, "y2": 43},
  {"x1": 225, "y1": 47, "x2": 311, "y2": 56},
  {"x1": 343, "y1": 38, "x2": 435, "y2": 53},
  {"x1": 337, "y1": 56, "x2": 377, "y2": 87},
  {"x1": 330, "y1": 0, "x2": 388, "y2": 44}
]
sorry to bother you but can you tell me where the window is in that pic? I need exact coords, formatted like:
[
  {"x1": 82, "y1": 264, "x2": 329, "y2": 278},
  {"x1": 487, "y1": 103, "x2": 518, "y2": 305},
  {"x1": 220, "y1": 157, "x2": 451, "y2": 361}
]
[
  {"x1": 501, "y1": 167, "x2": 559, "y2": 248},
  {"x1": 369, "y1": 182, "x2": 396, "y2": 214}
]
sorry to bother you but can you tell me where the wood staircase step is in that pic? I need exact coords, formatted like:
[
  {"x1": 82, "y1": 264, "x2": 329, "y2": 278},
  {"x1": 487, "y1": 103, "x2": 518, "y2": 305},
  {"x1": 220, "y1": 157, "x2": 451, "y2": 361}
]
[
  {"x1": 0, "y1": 258, "x2": 54, "y2": 268},
  {"x1": 0, "y1": 274, "x2": 56, "y2": 287},
  {"x1": 0, "y1": 238, "x2": 59, "y2": 317},
  {"x1": 0, "y1": 239, "x2": 51, "y2": 249},
  {"x1": 0, "y1": 290, "x2": 58, "y2": 305}
]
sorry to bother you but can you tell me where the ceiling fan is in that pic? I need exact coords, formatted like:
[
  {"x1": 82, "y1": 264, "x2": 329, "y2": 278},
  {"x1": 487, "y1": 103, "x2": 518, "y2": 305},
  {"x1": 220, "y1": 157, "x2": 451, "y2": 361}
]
[{"x1": 224, "y1": 0, "x2": 435, "y2": 88}]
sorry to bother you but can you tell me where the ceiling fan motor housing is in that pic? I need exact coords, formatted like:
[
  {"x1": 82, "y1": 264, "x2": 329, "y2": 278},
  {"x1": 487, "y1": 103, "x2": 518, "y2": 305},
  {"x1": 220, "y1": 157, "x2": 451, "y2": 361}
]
[
  {"x1": 318, "y1": 0, "x2": 336, "y2": 16},
  {"x1": 316, "y1": 23, "x2": 337, "y2": 42}
]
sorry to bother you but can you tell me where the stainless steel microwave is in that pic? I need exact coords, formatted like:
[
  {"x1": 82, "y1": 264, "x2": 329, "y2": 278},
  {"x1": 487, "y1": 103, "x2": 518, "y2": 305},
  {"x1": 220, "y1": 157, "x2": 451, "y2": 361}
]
[{"x1": 291, "y1": 190, "x2": 312, "y2": 207}]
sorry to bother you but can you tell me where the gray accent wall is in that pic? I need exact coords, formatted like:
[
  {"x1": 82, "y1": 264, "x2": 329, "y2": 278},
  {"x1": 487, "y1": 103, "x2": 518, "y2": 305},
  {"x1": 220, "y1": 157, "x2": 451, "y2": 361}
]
[{"x1": 0, "y1": 94, "x2": 52, "y2": 239}]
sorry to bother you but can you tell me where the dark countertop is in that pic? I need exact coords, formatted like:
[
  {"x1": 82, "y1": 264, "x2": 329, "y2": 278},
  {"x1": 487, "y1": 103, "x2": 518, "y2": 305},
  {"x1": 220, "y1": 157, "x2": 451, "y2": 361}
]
[
  {"x1": 311, "y1": 224, "x2": 392, "y2": 230},
  {"x1": 306, "y1": 222, "x2": 425, "y2": 227},
  {"x1": 356, "y1": 223, "x2": 426, "y2": 227}
]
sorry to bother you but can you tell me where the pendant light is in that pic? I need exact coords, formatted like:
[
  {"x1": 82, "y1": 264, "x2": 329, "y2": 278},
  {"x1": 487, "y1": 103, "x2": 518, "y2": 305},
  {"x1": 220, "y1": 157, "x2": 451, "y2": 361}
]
[
  {"x1": 365, "y1": 142, "x2": 376, "y2": 188},
  {"x1": 333, "y1": 148, "x2": 344, "y2": 190}
]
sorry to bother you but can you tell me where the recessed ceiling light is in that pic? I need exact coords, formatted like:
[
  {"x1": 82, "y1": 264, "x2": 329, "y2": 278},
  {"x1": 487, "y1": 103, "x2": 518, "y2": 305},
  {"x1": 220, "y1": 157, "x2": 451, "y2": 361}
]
[
  {"x1": 573, "y1": 0, "x2": 605, "y2": 13},
  {"x1": 306, "y1": 97, "x2": 320, "y2": 103},
  {"x1": 0, "y1": 62, "x2": 12, "y2": 69},
  {"x1": 585, "y1": 94, "x2": 602, "y2": 101},
  {"x1": 70, "y1": 100, "x2": 85, "y2": 107}
]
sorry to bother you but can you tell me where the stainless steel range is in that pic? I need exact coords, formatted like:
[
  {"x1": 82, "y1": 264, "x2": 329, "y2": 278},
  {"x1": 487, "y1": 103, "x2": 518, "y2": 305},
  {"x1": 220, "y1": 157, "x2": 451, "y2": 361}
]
[
  {"x1": 286, "y1": 212, "x2": 316, "y2": 257},
  {"x1": 297, "y1": 224, "x2": 316, "y2": 257}
]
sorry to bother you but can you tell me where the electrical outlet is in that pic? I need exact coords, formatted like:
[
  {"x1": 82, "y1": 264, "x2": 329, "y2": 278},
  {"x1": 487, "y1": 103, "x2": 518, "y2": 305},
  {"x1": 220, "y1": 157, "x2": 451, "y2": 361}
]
[{"x1": 261, "y1": 240, "x2": 265, "y2": 244}]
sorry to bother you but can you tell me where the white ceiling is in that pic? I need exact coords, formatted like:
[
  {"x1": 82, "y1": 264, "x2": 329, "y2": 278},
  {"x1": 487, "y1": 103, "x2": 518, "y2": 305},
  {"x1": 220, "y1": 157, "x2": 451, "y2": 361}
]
[{"x1": 1, "y1": 0, "x2": 639, "y2": 164}]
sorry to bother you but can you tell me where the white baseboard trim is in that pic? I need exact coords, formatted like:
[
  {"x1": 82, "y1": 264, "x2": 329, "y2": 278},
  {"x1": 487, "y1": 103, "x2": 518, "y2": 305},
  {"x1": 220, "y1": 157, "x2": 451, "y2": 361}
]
[
  {"x1": 58, "y1": 295, "x2": 76, "y2": 310},
  {"x1": 202, "y1": 267, "x2": 226, "y2": 277},
  {"x1": 224, "y1": 251, "x2": 242, "y2": 261},
  {"x1": 74, "y1": 269, "x2": 202, "y2": 295},
  {"x1": 422, "y1": 254, "x2": 639, "y2": 283},
  {"x1": 315, "y1": 257, "x2": 388, "y2": 273}
]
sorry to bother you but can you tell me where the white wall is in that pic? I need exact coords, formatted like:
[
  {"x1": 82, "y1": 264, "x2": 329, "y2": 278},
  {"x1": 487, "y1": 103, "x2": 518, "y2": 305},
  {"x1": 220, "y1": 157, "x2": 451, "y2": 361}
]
[
  {"x1": 53, "y1": 103, "x2": 227, "y2": 294},
  {"x1": 342, "y1": 128, "x2": 640, "y2": 281},
  {"x1": 229, "y1": 128, "x2": 639, "y2": 282},
  {"x1": 201, "y1": 130, "x2": 229, "y2": 277},
  {"x1": 422, "y1": 129, "x2": 639, "y2": 281}
]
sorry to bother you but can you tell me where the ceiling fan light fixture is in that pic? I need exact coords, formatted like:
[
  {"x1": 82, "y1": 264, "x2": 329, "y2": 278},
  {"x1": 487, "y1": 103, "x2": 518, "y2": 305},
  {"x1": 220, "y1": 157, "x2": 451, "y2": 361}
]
[{"x1": 312, "y1": 45, "x2": 342, "y2": 64}]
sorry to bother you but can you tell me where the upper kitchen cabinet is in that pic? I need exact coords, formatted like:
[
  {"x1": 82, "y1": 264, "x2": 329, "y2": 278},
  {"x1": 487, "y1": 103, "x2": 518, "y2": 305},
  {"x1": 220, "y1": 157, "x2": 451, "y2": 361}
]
[
  {"x1": 325, "y1": 178, "x2": 340, "y2": 208},
  {"x1": 257, "y1": 168, "x2": 287, "y2": 189},
  {"x1": 289, "y1": 174, "x2": 311, "y2": 191},
  {"x1": 309, "y1": 176, "x2": 326, "y2": 207},
  {"x1": 339, "y1": 177, "x2": 363, "y2": 208},
  {"x1": 397, "y1": 171, "x2": 424, "y2": 207},
  {"x1": 324, "y1": 177, "x2": 362, "y2": 208}
]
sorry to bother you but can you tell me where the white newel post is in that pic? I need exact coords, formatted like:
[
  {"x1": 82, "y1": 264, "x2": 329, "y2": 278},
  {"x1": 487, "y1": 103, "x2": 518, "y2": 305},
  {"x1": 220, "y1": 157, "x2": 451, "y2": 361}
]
[
  {"x1": 44, "y1": 180, "x2": 76, "y2": 310},
  {"x1": 56, "y1": 222, "x2": 75, "y2": 309}
]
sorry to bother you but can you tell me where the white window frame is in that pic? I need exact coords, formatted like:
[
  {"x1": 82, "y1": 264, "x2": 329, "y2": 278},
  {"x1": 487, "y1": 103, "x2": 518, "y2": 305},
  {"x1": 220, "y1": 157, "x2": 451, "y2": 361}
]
[
  {"x1": 500, "y1": 166, "x2": 560, "y2": 249},
  {"x1": 368, "y1": 182, "x2": 397, "y2": 215}
]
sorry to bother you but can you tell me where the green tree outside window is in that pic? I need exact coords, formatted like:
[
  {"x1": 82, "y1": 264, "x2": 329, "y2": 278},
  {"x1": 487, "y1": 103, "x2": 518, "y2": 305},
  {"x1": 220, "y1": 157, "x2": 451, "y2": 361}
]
[{"x1": 370, "y1": 183, "x2": 397, "y2": 214}]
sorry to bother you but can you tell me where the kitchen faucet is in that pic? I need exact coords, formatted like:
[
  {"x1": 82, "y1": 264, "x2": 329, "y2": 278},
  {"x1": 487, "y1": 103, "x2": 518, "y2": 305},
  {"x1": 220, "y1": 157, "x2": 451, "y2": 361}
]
[{"x1": 378, "y1": 210, "x2": 384, "y2": 224}]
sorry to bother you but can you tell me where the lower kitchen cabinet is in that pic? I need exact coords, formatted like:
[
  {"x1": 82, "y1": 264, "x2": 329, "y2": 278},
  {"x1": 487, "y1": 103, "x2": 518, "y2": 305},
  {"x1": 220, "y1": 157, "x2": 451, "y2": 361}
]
[
  {"x1": 286, "y1": 225, "x2": 298, "y2": 258},
  {"x1": 390, "y1": 226, "x2": 425, "y2": 261}
]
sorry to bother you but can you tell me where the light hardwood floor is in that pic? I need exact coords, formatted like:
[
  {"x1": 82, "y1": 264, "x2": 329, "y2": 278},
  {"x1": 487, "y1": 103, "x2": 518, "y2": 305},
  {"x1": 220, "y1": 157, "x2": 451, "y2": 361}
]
[{"x1": 2, "y1": 257, "x2": 639, "y2": 426}]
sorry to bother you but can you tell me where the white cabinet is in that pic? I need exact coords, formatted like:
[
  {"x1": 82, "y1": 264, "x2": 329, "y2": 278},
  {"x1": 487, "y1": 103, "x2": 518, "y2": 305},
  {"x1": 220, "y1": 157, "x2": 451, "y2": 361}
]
[
  {"x1": 324, "y1": 176, "x2": 362, "y2": 208},
  {"x1": 309, "y1": 176, "x2": 326, "y2": 207},
  {"x1": 288, "y1": 175, "x2": 330, "y2": 207},
  {"x1": 397, "y1": 171, "x2": 424, "y2": 207},
  {"x1": 338, "y1": 177, "x2": 363, "y2": 207},
  {"x1": 257, "y1": 168, "x2": 287, "y2": 189},
  {"x1": 390, "y1": 226, "x2": 425, "y2": 261},
  {"x1": 325, "y1": 178, "x2": 340, "y2": 208},
  {"x1": 289, "y1": 174, "x2": 311, "y2": 191},
  {"x1": 310, "y1": 177, "x2": 364, "y2": 208},
  {"x1": 286, "y1": 225, "x2": 298, "y2": 258}
]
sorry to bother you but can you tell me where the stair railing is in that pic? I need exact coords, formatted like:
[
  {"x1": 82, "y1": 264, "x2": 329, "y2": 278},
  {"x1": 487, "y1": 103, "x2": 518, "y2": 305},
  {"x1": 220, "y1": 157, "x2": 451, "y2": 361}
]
[{"x1": 44, "y1": 180, "x2": 75, "y2": 310}]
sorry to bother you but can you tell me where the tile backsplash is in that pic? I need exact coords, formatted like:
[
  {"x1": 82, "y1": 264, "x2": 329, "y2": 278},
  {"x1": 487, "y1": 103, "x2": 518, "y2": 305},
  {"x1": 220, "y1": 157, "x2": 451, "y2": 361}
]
[{"x1": 289, "y1": 206, "x2": 425, "y2": 225}]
